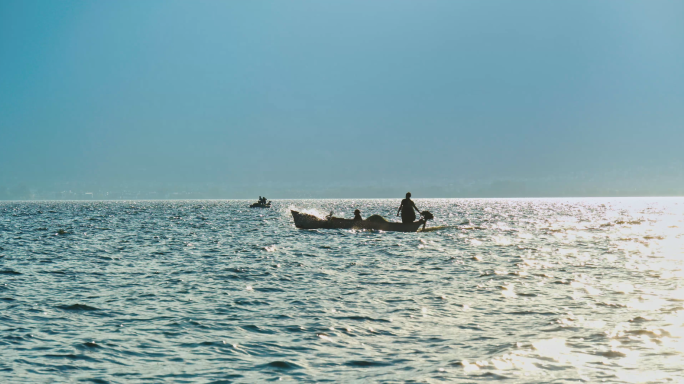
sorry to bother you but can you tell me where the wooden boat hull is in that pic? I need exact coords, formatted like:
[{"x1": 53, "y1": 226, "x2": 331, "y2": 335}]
[{"x1": 291, "y1": 210, "x2": 424, "y2": 232}]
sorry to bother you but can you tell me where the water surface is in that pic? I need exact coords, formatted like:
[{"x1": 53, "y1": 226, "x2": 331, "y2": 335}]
[{"x1": 2, "y1": 198, "x2": 684, "y2": 382}]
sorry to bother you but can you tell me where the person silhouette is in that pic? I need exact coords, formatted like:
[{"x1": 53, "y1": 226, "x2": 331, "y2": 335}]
[
  {"x1": 397, "y1": 192, "x2": 420, "y2": 224},
  {"x1": 353, "y1": 209, "x2": 363, "y2": 221}
]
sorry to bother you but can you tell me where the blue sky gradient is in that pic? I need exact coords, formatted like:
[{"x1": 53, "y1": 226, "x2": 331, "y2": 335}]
[{"x1": 1, "y1": 1, "x2": 683, "y2": 196}]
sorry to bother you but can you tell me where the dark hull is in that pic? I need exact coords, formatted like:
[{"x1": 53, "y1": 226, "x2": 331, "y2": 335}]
[
  {"x1": 291, "y1": 210, "x2": 424, "y2": 232},
  {"x1": 250, "y1": 203, "x2": 271, "y2": 208}
]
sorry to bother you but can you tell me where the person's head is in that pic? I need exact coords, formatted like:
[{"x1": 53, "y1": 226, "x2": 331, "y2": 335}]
[
  {"x1": 354, "y1": 209, "x2": 360, "y2": 215},
  {"x1": 406, "y1": 192, "x2": 411, "y2": 198}
]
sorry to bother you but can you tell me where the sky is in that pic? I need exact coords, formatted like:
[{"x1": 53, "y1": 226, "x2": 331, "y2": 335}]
[{"x1": 1, "y1": 1, "x2": 683, "y2": 197}]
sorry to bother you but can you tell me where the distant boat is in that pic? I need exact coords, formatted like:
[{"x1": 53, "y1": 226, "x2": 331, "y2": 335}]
[
  {"x1": 250, "y1": 201, "x2": 271, "y2": 208},
  {"x1": 291, "y1": 210, "x2": 433, "y2": 232}
]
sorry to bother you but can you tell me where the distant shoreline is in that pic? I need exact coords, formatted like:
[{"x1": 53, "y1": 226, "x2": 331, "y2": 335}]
[{"x1": 2, "y1": 196, "x2": 684, "y2": 202}]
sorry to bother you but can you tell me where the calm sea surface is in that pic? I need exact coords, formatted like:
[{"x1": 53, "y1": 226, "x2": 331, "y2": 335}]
[{"x1": 2, "y1": 198, "x2": 684, "y2": 383}]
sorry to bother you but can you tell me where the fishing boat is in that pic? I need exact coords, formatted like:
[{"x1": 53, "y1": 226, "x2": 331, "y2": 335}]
[
  {"x1": 291, "y1": 210, "x2": 433, "y2": 232},
  {"x1": 250, "y1": 202, "x2": 271, "y2": 208}
]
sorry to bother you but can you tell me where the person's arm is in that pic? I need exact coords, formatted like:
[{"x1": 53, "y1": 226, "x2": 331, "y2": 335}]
[
  {"x1": 412, "y1": 200, "x2": 420, "y2": 213},
  {"x1": 397, "y1": 201, "x2": 404, "y2": 216}
]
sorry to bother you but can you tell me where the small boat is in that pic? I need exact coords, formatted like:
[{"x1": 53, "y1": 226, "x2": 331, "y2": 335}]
[
  {"x1": 291, "y1": 210, "x2": 433, "y2": 232},
  {"x1": 250, "y1": 201, "x2": 271, "y2": 208}
]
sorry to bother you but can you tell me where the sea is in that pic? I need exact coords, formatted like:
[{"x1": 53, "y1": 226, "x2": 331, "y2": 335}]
[{"x1": 1, "y1": 198, "x2": 684, "y2": 383}]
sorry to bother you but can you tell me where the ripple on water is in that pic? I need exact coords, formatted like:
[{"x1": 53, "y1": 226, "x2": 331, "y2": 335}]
[
  {"x1": 259, "y1": 361, "x2": 304, "y2": 370},
  {"x1": 55, "y1": 304, "x2": 100, "y2": 311}
]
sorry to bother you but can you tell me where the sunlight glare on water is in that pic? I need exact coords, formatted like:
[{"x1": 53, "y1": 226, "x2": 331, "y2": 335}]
[{"x1": 1, "y1": 197, "x2": 684, "y2": 382}]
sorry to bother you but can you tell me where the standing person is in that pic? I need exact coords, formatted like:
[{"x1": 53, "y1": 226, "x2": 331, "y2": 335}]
[{"x1": 397, "y1": 192, "x2": 420, "y2": 224}]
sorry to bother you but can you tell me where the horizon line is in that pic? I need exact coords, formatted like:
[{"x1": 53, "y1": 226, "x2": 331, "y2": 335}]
[{"x1": 2, "y1": 196, "x2": 684, "y2": 202}]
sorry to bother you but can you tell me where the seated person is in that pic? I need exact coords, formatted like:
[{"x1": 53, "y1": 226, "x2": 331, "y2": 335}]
[{"x1": 353, "y1": 209, "x2": 362, "y2": 221}]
